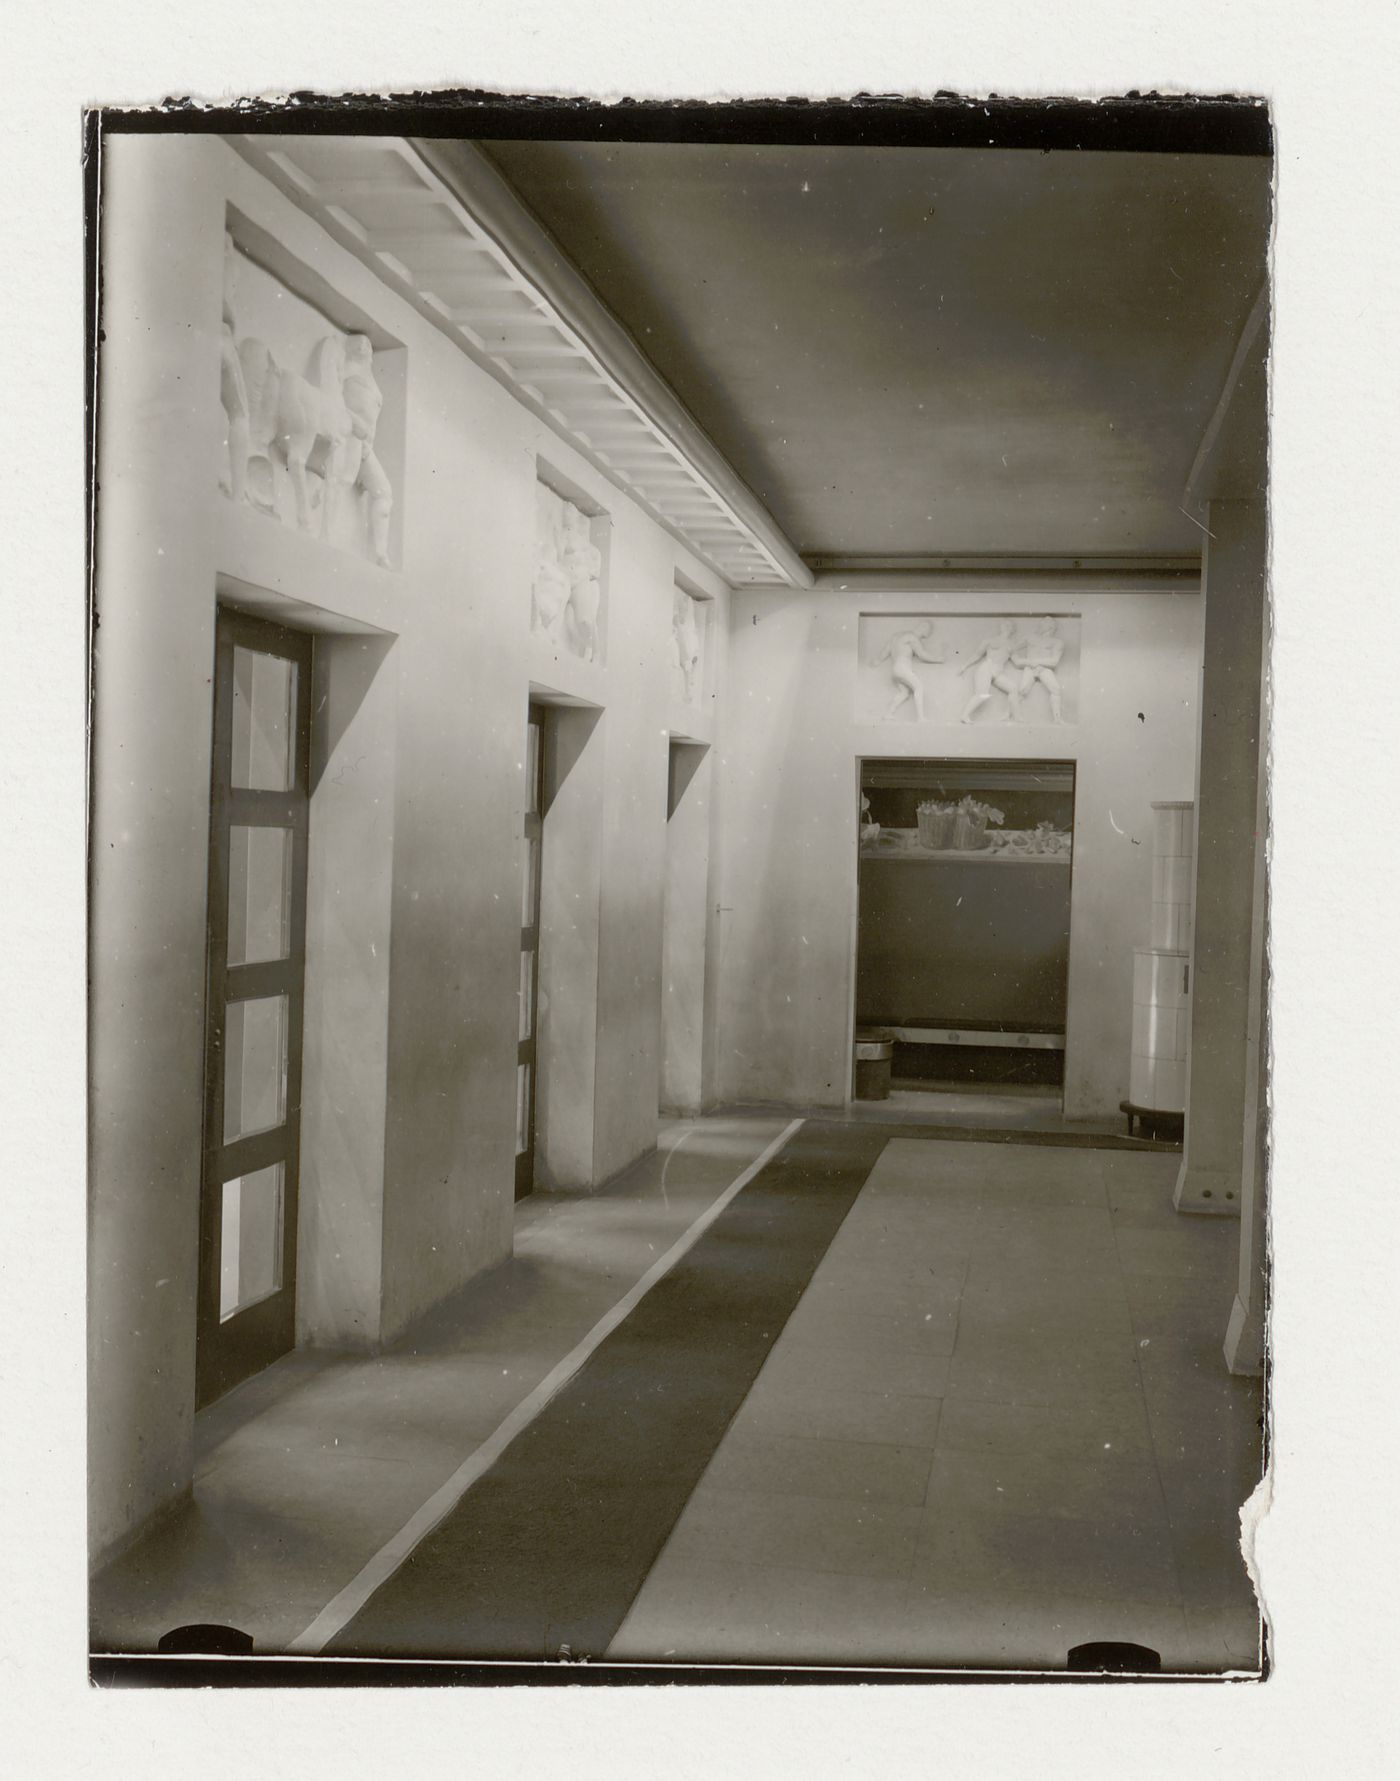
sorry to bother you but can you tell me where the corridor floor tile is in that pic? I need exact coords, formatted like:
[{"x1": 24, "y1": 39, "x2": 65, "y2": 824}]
[
  {"x1": 977, "y1": 1199, "x2": 1117, "y2": 1235},
  {"x1": 943, "y1": 1351, "x2": 1146, "y2": 1408},
  {"x1": 778, "y1": 1300, "x2": 961, "y2": 1357},
  {"x1": 952, "y1": 1293, "x2": 1135, "y2": 1349},
  {"x1": 922, "y1": 1447, "x2": 1170, "y2": 1528},
  {"x1": 816, "y1": 1249, "x2": 973, "y2": 1290},
  {"x1": 661, "y1": 1484, "x2": 925, "y2": 1580},
  {"x1": 698, "y1": 1430, "x2": 936, "y2": 1506},
  {"x1": 731, "y1": 1381, "x2": 944, "y2": 1449},
  {"x1": 756, "y1": 1334, "x2": 952, "y2": 1400},
  {"x1": 607, "y1": 1555, "x2": 919, "y2": 1668},
  {"x1": 958, "y1": 1251, "x2": 1131, "y2": 1304},
  {"x1": 912, "y1": 1506, "x2": 1183, "y2": 1606},
  {"x1": 1115, "y1": 1224, "x2": 1242, "y2": 1280},
  {"x1": 792, "y1": 1270, "x2": 966, "y2": 1323},
  {"x1": 934, "y1": 1393, "x2": 1155, "y2": 1465}
]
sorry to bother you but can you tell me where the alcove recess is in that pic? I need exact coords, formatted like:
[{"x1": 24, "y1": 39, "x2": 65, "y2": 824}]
[{"x1": 857, "y1": 759, "x2": 1076, "y2": 1090}]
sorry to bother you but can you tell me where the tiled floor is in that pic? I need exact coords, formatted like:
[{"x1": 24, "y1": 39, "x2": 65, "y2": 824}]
[
  {"x1": 89, "y1": 1115, "x2": 789, "y2": 1653},
  {"x1": 91, "y1": 1121, "x2": 1264, "y2": 1675},
  {"x1": 607, "y1": 1139, "x2": 1264, "y2": 1673},
  {"x1": 774, "y1": 1083, "x2": 1131, "y2": 1139}
]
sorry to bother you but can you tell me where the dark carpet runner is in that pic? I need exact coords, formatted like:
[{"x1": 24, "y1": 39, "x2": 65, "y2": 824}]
[{"x1": 328, "y1": 1120, "x2": 889, "y2": 1660}]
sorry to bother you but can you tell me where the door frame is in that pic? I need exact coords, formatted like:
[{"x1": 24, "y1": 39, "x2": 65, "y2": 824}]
[
  {"x1": 196, "y1": 607, "x2": 313, "y2": 1408},
  {"x1": 515, "y1": 702, "x2": 547, "y2": 1199}
]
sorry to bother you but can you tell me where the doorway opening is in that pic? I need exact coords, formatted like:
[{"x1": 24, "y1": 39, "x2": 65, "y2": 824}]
[
  {"x1": 660, "y1": 740, "x2": 710, "y2": 1116},
  {"x1": 516, "y1": 703, "x2": 547, "y2": 1200},
  {"x1": 855, "y1": 758, "x2": 1075, "y2": 1122},
  {"x1": 197, "y1": 610, "x2": 312, "y2": 1409}
]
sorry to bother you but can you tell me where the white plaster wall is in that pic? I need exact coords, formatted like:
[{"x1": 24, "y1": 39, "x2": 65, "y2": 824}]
[
  {"x1": 591, "y1": 496, "x2": 681, "y2": 1181},
  {"x1": 713, "y1": 579, "x2": 1203, "y2": 1120},
  {"x1": 299, "y1": 633, "x2": 397, "y2": 1350},
  {"x1": 90, "y1": 134, "x2": 728, "y2": 1561},
  {"x1": 90, "y1": 144, "x2": 223, "y2": 1564}
]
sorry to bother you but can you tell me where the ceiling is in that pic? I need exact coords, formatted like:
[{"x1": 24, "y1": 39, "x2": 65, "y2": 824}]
[{"x1": 476, "y1": 142, "x2": 1272, "y2": 562}]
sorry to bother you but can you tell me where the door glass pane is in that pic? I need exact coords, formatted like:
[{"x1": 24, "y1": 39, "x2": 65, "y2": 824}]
[
  {"x1": 227, "y1": 825, "x2": 292, "y2": 965},
  {"x1": 231, "y1": 648, "x2": 296, "y2": 791},
  {"x1": 516, "y1": 1063, "x2": 531, "y2": 1156},
  {"x1": 519, "y1": 949, "x2": 534, "y2": 1041},
  {"x1": 219, "y1": 1163, "x2": 284, "y2": 1320},
  {"x1": 521, "y1": 835, "x2": 539, "y2": 926},
  {"x1": 223, "y1": 995, "x2": 289, "y2": 1144}
]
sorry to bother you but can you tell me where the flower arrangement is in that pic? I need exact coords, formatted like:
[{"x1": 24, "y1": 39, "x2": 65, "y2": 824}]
[
  {"x1": 915, "y1": 798, "x2": 958, "y2": 849},
  {"x1": 953, "y1": 795, "x2": 1004, "y2": 851},
  {"x1": 915, "y1": 795, "x2": 1005, "y2": 850}
]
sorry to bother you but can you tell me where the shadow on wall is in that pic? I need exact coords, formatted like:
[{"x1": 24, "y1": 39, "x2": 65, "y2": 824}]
[{"x1": 310, "y1": 634, "x2": 398, "y2": 789}]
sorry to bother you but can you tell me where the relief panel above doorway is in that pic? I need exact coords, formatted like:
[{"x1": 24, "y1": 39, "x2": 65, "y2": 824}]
[{"x1": 856, "y1": 613, "x2": 1082, "y2": 727}]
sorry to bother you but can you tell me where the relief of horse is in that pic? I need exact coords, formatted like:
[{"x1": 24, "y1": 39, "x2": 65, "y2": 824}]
[{"x1": 237, "y1": 334, "x2": 354, "y2": 538}]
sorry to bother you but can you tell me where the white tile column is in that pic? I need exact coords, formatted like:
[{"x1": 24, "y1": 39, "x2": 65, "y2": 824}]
[
  {"x1": 1224, "y1": 689, "x2": 1270, "y2": 1373},
  {"x1": 1174, "y1": 497, "x2": 1267, "y2": 1217}
]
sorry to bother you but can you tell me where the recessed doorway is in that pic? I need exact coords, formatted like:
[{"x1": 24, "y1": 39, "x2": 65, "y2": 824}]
[
  {"x1": 516, "y1": 704, "x2": 547, "y2": 1199},
  {"x1": 855, "y1": 758, "x2": 1076, "y2": 1119},
  {"x1": 196, "y1": 610, "x2": 312, "y2": 1408},
  {"x1": 660, "y1": 739, "x2": 710, "y2": 1116}
]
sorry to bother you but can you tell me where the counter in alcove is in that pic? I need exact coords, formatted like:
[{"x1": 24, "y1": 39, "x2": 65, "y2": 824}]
[
  {"x1": 856, "y1": 846, "x2": 1072, "y2": 1030},
  {"x1": 859, "y1": 846, "x2": 1071, "y2": 865}
]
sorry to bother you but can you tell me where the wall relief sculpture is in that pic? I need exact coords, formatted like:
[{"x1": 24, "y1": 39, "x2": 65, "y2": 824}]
[
  {"x1": 1007, "y1": 615, "x2": 1067, "y2": 724},
  {"x1": 533, "y1": 481, "x2": 606, "y2": 663},
  {"x1": 857, "y1": 613, "x2": 1080, "y2": 725},
  {"x1": 957, "y1": 620, "x2": 1022, "y2": 724},
  {"x1": 874, "y1": 621, "x2": 944, "y2": 722},
  {"x1": 670, "y1": 588, "x2": 705, "y2": 706},
  {"x1": 220, "y1": 232, "x2": 394, "y2": 567}
]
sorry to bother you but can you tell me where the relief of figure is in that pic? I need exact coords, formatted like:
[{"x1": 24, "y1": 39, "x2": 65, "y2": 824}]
[
  {"x1": 1010, "y1": 615, "x2": 1067, "y2": 723},
  {"x1": 532, "y1": 487, "x2": 571, "y2": 639},
  {"x1": 958, "y1": 620, "x2": 1021, "y2": 724},
  {"x1": 219, "y1": 306, "x2": 251, "y2": 504},
  {"x1": 221, "y1": 231, "x2": 397, "y2": 565},
  {"x1": 338, "y1": 335, "x2": 393, "y2": 567},
  {"x1": 219, "y1": 234, "x2": 251, "y2": 504},
  {"x1": 673, "y1": 590, "x2": 702, "y2": 702},
  {"x1": 874, "y1": 622, "x2": 945, "y2": 722},
  {"x1": 238, "y1": 333, "x2": 354, "y2": 537},
  {"x1": 560, "y1": 504, "x2": 603, "y2": 662}
]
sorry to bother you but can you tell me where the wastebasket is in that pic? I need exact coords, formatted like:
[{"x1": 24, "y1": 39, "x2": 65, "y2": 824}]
[{"x1": 853, "y1": 1028, "x2": 895, "y2": 1100}]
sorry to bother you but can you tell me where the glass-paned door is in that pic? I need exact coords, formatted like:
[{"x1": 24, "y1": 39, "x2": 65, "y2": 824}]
[
  {"x1": 516, "y1": 706, "x2": 545, "y2": 1199},
  {"x1": 197, "y1": 610, "x2": 312, "y2": 1407}
]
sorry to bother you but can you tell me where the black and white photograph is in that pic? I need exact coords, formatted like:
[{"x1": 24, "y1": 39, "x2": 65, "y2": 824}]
[
  {"x1": 83, "y1": 96, "x2": 1273, "y2": 1681},
  {"x1": 5, "y1": 0, "x2": 1399, "y2": 1762}
]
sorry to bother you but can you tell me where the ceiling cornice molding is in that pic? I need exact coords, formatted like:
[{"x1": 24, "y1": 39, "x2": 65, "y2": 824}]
[
  {"x1": 804, "y1": 556, "x2": 1202, "y2": 593},
  {"x1": 228, "y1": 133, "x2": 811, "y2": 591}
]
